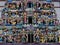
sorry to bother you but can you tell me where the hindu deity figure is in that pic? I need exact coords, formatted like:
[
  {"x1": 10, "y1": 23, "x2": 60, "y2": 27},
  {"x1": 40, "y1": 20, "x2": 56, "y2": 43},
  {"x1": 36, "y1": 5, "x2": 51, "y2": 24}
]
[
  {"x1": 34, "y1": 29, "x2": 41, "y2": 43},
  {"x1": 21, "y1": 29, "x2": 28, "y2": 43}
]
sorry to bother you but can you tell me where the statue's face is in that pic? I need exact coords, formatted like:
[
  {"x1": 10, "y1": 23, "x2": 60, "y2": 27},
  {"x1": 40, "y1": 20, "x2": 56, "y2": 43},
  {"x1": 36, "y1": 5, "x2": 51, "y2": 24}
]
[
  {"x1": 38, "y1": 18, "x2": 40, "y2": 21},
  {"x1": 16, "y1": 11, "x2": 18, "y2": 15},
  {"x1": 17, "y1": 19, "x2": 20, "y2": 23},
  {"x1": 11, "y1": 4, "x2": 15, "y2": 9},
  {"x1": 23, "y1": 29, "x2": 25, "y2": 31},
  {"x1": 44, "y1": 5, "x2": 46, "y2": 7},
  {"x1": 13, "y1": 5, "x2": 16, "y2": 8},
  {"x1": 24, "y1": 13, "x2": 26, "y2": 15},
  {"x1": 9, "y1": 4, "x2": 12, "y2": 7},
  {"x1": 7, "y1": 19, "x2": 10, "y2": 22},
  {"x1": 36, "y1": 29, "x2": 39, "y2": 32},
  {"x1": 34, "y1": 13, "x2": 36, "y2": 15},
  {"x1": 9, "y1": 35, "x2": 12, "y2": 38},
  {"x1": 48, "y1": 5, "x2": 50, "y2": 7}
]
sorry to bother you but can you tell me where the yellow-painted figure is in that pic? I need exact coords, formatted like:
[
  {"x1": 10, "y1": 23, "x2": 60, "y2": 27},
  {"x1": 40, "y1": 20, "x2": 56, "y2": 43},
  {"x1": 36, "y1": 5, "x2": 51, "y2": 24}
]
[
  {"x1": 40, "y1": 33, "x2": 45, "y2": 43},
  {"x1": 34, "y1": 13, "x2": 38, "y2": 18},
  {"x1": 10, "y1": 18, "x2": 17, "y2": 25},
  {"x1": 0, "y1": 19, "x2": 3, "y2": 25},
  {"x1": 58, "y1": 36, "x2": 60, "y2": 43},
  {"x1": 48, "y1": 33, "x2": 55, "y2": 43},
  {"x1": 33, "y1": 13, "x2": 38, "y2": 24}
]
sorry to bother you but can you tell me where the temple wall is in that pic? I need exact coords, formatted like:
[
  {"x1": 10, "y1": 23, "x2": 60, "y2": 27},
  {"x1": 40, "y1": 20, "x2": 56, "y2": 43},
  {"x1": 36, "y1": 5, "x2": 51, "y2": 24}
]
[{"x1": 0, "y1": 1, "x2": 60, "y2": 22}]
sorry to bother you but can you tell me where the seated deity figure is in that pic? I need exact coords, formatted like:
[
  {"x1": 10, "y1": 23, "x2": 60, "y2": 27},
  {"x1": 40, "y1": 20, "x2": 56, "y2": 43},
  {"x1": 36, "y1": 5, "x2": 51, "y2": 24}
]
[
  {"x1": 47, "y1": 33, "x2": 55, "y2": 43},
  {"x1": 37, "y1": 18, "x2": 41, "y2": 24},
  {"x1": 49, "y1": 19, "x2": 54, "y2": 26},
  {"x1": 5, "y1": 18, "x2": 12, "y2": 26},
  {"x1": 3, "y1": 27, "x2": 6, "y2": 34},
  {"x1": 40, "y1": 33, "x2": 45, "y2": 43},
  {"x1": 10, "y1": 18, "x2": 17, "y2": 25},
  {"x1": 10, "y1": 3, "x2": 17, "y2": 9},
  {"x1": 15, "y1": 11, "x2": 19, "y2": 17},
  {"x1": 16, "y1": 33, "x2": 21, "y2": 43},
  {"x1": 43, "y1": 3, "x2": 50, "y2": 10}
]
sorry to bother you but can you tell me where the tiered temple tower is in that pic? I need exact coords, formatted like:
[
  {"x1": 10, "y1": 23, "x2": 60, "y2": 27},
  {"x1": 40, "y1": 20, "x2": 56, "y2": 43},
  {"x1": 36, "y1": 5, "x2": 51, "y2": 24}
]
[{"x1": 0, "y1": 0, "x2": 59, "y2": 43}]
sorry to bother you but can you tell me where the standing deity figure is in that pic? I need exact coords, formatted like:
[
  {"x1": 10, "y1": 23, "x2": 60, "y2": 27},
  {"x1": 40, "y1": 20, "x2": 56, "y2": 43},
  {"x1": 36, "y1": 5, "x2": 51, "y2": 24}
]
[
  {"x1": 34, "y1": 29, "x2": 41, "y2": 43},
  {"x1": 40, "y1": 33, "x2": 45, "y2": 43},
  {"x1": 33, "y1": 13, "x2": 38, "y2": 24},
  {"x1": 21, "y1": 29, "x2": 28, "y2": 43},
  {"x1": 23, "y1": 12, "x2": 27, "y2": 24},
  {"x1": 8, "y1": 35, "x2": 13, "y2": 43}
]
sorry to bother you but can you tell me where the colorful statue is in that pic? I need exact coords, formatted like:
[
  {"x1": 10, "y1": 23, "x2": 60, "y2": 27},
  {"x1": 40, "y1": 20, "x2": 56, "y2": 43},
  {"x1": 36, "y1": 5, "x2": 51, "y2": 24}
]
[
  {"x1": 0, "y1": 36, "x2": 3, "y2": 43},
  {"x1": 34, "y1": 29, "x2": 41, "y2": 43},
  {"x1": 10, "y1": 18, "x2": 17, "y2": 25},
  {"x1": 0, "y1": 19, "x2": 3, "y2": 25},
  {"x1": 21, "y1": 29, "x2": 28, "y2": 43},
  {"x1": 33, "y1": 13, "x2": 37, "y2": 24},
  {"x1": 8, "y1": 35, "x2": 13, "y2": 43},
  {"x1": 40, "y1": 33, "x2": 45, "y2": 43},
  {"x1": 23, "y1": 12, "x2": 27, "y2": 24}
]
